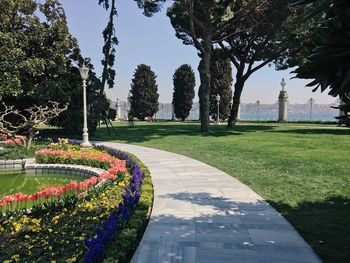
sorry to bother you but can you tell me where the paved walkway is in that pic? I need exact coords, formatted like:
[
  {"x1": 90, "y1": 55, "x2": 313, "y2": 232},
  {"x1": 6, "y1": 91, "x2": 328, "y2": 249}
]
[{"x1": 98, "y1": 142, "x2": 320, "y2": 263}]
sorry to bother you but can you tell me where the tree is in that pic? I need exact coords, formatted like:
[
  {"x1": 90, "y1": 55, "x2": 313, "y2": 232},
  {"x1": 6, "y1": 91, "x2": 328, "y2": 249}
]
[
  {"x1": 0, "y1": 101, "x2": 67, "y2": 149},
  {"x1": 136, "y1": 0, "x2": 271, "y2": 132},
  {"x1": 216, "y1": 0, "x2": 319, "y2": 127},
  {"x1": 0, "y1": 0, "x2": 108, "y2": 134},
  {"x1": 166, "y1": 1, "x2": 241, "y2": 132},
  {"x1": 129, "y1": 64, "x2": 159, "y2": 120},
  {"x1": 98, "y1": 0, "x2": 118, "y2": 94},
  {"x1": 0, "y1": 0, "x2": 80, "y2": 100},
  {"x1": 210, "y1": 50, "x2": 233, "y2": 121},
  {"x1": 53, "y1": 60, "x2": 109, "y2": 134},
  {"x1": 290, "y1": 0, "x2": 350, "y2": 125},
  {"x1": 172, "y1": 65, "x2": 196, "y2": 121}
]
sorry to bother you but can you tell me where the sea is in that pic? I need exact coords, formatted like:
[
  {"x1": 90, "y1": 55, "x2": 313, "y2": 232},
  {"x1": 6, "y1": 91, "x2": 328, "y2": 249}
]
[{"x1": 113, "y1": 102, "x2": 340, "y2": 122}]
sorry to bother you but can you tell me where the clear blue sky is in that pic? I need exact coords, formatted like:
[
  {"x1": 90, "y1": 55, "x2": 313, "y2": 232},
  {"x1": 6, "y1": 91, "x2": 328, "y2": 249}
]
[{"x1": 60, "y1": 0, "x2": 335, "y2": 104}]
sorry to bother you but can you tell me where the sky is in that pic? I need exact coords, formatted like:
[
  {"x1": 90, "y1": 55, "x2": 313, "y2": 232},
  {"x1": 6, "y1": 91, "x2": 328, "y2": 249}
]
[{"x1": 59, "y1": 0, "x2": 336, "y2": 104}]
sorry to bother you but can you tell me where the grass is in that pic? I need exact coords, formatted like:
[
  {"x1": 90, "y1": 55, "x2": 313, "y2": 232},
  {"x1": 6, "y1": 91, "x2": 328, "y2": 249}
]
[
  {"x1": 0, "y1": 172, "x2": 84, "y2": 212},
  {"x1": 87, "y1": 121, "x2": 349, "y2": 263},
  {"x1": 0, "y1": 172, "x2": 84, "y2": 198}
]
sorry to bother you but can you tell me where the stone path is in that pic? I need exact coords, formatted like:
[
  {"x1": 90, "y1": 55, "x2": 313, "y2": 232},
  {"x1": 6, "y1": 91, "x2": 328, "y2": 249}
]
[{"x1": 98, "y1": 142, "x2": 320, "y2": 263}]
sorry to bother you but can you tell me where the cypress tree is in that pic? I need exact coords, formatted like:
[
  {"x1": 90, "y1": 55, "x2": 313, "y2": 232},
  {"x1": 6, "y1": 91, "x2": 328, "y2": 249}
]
[
  {"x1": 210, "y1": 51, "x2": 233, "y2": 121},
  {"x1": 172, "y1": 64, "x2": 196, "y2": 121},
  {"x1": 129, "y1": 64, "x2": 159, "y2": 120}
]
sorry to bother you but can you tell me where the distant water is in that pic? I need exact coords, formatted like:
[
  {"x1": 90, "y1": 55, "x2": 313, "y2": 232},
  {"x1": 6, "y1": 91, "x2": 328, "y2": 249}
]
[
  {"x1": 114, "y1": 102, "x2": 339, "y2": 122},
  {"x1": 154, "y1": 111, "x2": 338, "y2": 122}
]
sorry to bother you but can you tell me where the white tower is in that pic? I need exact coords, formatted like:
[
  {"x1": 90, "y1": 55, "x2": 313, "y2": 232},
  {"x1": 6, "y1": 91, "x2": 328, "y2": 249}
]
[{"x1": 278, "y1": 78, "x2": 288, "y2": 122}]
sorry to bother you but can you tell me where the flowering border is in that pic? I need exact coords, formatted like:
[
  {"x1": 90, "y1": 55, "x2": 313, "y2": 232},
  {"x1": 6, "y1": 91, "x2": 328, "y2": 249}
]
[
  {"x1": 0, "y1": 149, "x2": 126, "y2": 210},
  {"x1": 83, "y1": 145, "x2": 145, "y2": 262}
]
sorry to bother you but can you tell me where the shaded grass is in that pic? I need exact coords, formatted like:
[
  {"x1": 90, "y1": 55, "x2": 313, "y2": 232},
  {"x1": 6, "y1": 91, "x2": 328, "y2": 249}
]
[{"x1": 90, "y1": 121, "x2": 350, "y2": 262}]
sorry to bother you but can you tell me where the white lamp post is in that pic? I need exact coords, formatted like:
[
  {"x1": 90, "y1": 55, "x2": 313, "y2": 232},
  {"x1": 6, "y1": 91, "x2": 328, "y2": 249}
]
[
  {"x1": 79, "y1": 64, "x2": 91, "y2": 147},
  {"x1": 216, "y1": 94, "x2": 221, "y2": 124}
]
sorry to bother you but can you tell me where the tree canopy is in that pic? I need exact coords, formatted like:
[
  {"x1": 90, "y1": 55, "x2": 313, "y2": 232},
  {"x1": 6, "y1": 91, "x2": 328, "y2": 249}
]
[
  {"x1": 0, "y1": 0, "x2": 108, "y2": 134},
  {"x1": 291, "y1": 0, "x2": 350, "y2": 113},
  {"x1": 210, "y1": 51, "x2": 232, "y2": 121},
  {"x1": 129, "y1": 64, "x2": 159, "y2": 120},
  {"x1": 98, "y1": 0, "x2": 118, "y2": 94},
  {"x1": 0, "y1": 0, "x2": 80, "y2": 99},
  {"x1": 172, "y1": 64, "x2": 196, "y2": 121}
]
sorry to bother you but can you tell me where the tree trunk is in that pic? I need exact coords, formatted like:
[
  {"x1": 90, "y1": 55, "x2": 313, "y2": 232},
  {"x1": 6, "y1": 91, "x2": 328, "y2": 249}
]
[
  {"x1": 227, "y1": 80, "x2": 244, "y2": 128},
  {"x1": 198, "y1": 32, "x2": 212, "y2": 133},
  {"x1": 26, "y1": 135, "x2": 33, "y2": 150}
]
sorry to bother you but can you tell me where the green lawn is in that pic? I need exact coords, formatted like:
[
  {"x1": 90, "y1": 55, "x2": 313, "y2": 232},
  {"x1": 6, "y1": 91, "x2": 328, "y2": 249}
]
[{"x1": 91, "y1": 121, "x2": 349, "y2": 262}]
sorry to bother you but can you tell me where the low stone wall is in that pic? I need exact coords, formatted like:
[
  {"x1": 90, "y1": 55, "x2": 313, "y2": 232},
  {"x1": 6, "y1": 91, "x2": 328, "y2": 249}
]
[
  {"x1": 0, "y1": 158, "x2": 105, "y2": 177},
  {"x1": 25, "y1": 164, "x2": 105, "y2": 177},
  {"x1": 0, "y1": 159, "x2": 35, "y2": 171}
]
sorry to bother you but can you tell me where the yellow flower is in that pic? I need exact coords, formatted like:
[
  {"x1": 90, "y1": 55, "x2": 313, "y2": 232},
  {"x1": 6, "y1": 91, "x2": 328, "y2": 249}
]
[
  {"x1": 48, "y1": 228, "x2": 53, "y2": 233},
  {"x1": 84, "y1": 202, "x2": 93, "y2": 209},
  {"x1": 51, "y1": 215, "x2": 60, "y2": 224},
  {"x1": 3, "y1": 260, "x2": 12, "y2": 263},
  {"x1": 65, "y1": 257, "x2": 77, "y2": 263},
  {"x1": 30, "y1": 225, "x2": 41, "y2": 233},
  {"x1": 24, "y1": 235, "x2": 30, "y2": 239},
  {"x1": 20, "y1": 215, "x2": 29, "y2": 224},
  {"x1": 12, "y1": 222, "x2": 22, "y2": 233},
  {"x1": 11, "y1": 254, "x2": 20, "y2": 260},
  {"x1": 31, "y1": 218, "x2": 42, "y2": 225}
]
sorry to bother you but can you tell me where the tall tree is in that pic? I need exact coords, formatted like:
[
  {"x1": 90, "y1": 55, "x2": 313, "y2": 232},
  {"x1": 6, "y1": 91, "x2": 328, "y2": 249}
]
[
  {"x1": 217, "y1": 0, "x2": 317, "y2": 127},
  {"x1": 210, "y1": 50, "x2": 233, "y2": 121},
  {"x1": 167, "y1": 1, "x2": 250, "y2": 132},
  {"x1": 98, "y1": 0, "x2": 118, "y2": 94},
  {"x1": 129, "y1": 64, "x2": 159, "y2": 120},
  {"x1": 0, "y1": 0, "x2": 108, "y2": 134},
  {"x1": 0, "y1": 0, "x2": 80, "y2": 99},
  {"x1": 136, "y1": 0, "x2": 269, "y2": 132},
  {"x1": 172, "y1": 64, "x2": 196, "y2": 121}
]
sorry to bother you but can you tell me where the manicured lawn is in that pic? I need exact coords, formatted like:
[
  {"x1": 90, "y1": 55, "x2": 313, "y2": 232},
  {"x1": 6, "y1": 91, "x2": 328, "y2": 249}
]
[{"x1": 91, "y1": 121, "x2": 350, "y2": 263}]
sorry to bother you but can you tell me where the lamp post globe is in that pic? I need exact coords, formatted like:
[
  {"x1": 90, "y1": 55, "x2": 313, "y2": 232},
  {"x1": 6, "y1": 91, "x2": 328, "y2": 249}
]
[{"x1": 79, "y1": 64, "x2": 91, "y2": 148}]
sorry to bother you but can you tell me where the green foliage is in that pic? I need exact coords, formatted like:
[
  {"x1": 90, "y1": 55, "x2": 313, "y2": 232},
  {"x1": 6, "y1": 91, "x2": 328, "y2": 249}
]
[
  {"x1": 129, "y1": 64, "x2": 159, "y2": 121},
  {"x1": 0, "y1": 0, "x2": 107, "y2": 134},
  {"x1": 0, "y1": 143, "x2": 46, "y2": 160},
  {"x1": 133, "y1": 0, "x2": 167, "y2": 16},
  {"x1": 291, "y1": 0, "x2": 350, "y2": 124},
  {"x1": 172, "y1": 65, "x2": 196, "y2": 121},
  {"x1": 0, "y1": 0, "x2": 79, "y2": 99},
  {"x1": 210, "y1": 51, "x2": 232, "y2": 121},
  {"x1": 98, "y1": 0, "x2": 118, "y2": 93},
  {"x1": 52, "y1": 61, "x2": 109, "y2": 135},
  {"x1": 166, "y1": 0, "x2": 236, "y2": 132}
]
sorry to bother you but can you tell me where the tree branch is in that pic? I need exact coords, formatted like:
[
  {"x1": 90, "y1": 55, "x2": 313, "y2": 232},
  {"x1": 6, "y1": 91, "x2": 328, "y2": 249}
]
[{"x1": 188, "y1": 0, "x2": 204, "y2": 54}]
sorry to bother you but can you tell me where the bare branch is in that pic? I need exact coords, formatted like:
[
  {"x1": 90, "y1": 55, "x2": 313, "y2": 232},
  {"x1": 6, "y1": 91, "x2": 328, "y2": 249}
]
[{"x1": 0, "y1": 101, "x2": 68, "y2": 148}]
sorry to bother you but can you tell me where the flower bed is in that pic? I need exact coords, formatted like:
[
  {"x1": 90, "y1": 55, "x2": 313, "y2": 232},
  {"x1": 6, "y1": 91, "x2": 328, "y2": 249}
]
[
  {"x1": 0, "y1": 148, "x2": 126, "y2": 210},
  {"x1": 0, "y1": 143, "x2": 152, "y2": 263}
]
